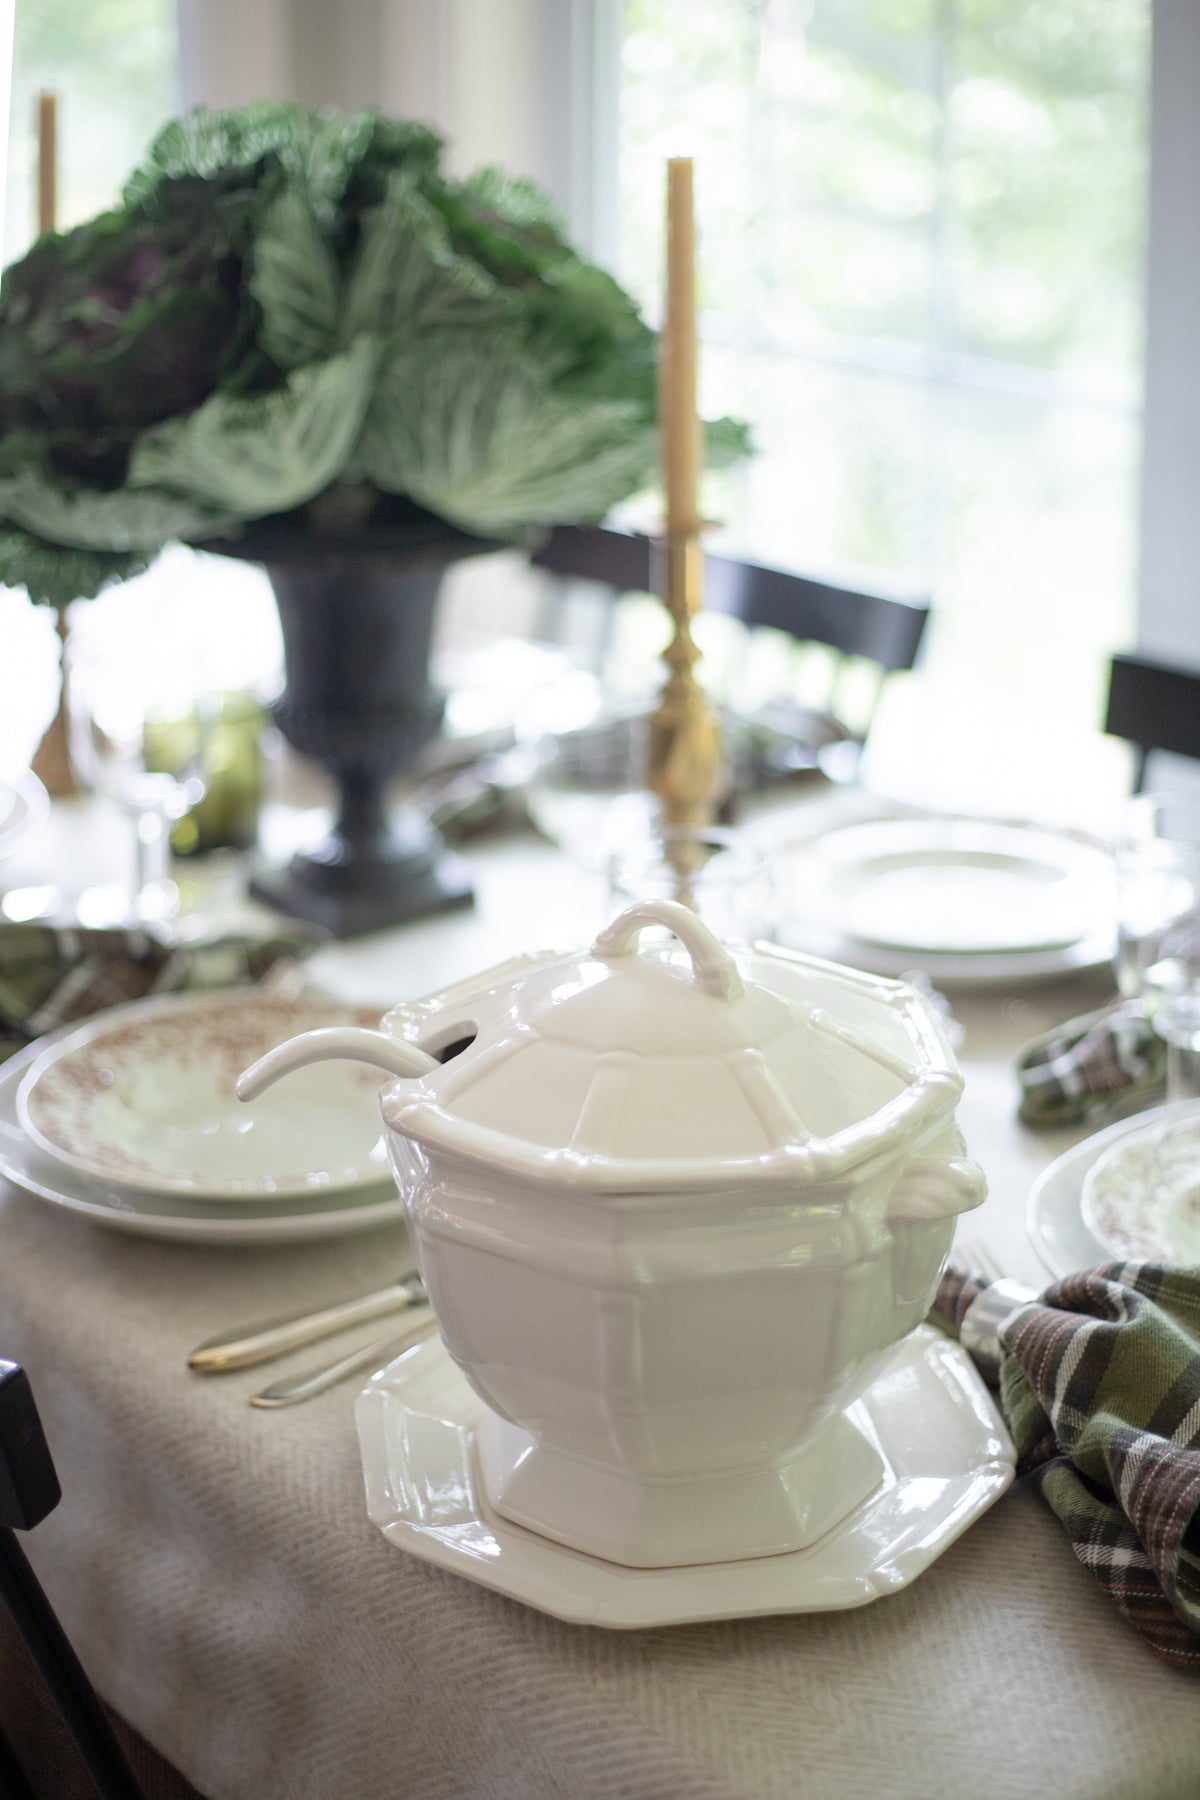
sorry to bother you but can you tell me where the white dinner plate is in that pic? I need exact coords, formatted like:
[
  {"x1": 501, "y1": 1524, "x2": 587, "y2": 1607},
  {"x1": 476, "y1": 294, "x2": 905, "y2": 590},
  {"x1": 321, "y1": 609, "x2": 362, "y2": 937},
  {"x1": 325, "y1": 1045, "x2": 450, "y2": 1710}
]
[
  {"x1": 0, "y1": 769, "x2": 49, "y2": 861},
  {"x1": 1025, "y1": 1100, "x2": 1200, "y2": 1278},
  {"x1": 0, "y1": 1032, "x2": 408, "y2": 1244},
  {"x1": 17, "y1": 990, "x2": 391, "y2": 1200},
  {"x1": 776, "y1": 816, "x2": 1116, "y2": 984},
  {"x1": 355, "y1": 1325, "x2": 1015, "y2": 1630}
]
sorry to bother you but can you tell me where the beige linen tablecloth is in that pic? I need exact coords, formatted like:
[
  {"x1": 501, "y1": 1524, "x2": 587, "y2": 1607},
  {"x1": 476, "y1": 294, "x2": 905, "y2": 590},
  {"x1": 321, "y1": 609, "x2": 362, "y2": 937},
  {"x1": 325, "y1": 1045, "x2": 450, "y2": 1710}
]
[{"x1": 2, "y1": 824, "x2": 1200, "y2": 1800}]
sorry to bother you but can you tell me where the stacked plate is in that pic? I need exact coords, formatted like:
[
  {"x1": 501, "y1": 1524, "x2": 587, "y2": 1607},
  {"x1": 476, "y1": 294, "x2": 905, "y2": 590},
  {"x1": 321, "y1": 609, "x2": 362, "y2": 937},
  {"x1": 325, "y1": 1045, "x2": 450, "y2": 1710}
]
[
  {"x1": 0, "y1": 769, "x2": 49, "y2": 863},
  {"x1": 0, "y1": 991, "x2": 408, "y2": 1244},
  {"x1": 1029, "y1": 1100, "x2": 1200, "y2": 1278},
  {"x1": 775, "y1": 814, "x2": 1116, "y2": 984}
]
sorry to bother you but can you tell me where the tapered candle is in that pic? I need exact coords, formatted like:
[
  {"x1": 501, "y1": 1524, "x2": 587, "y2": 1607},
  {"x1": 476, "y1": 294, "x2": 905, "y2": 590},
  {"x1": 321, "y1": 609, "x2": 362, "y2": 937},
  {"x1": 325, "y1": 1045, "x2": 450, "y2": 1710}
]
[
  {"x1": 661, "y1": 156, "x2": 701, "y2": 536},
  {"x1": 30, "y1": 88, "x2": 79, "y2": 795},
  {"x1": 37, "y1": 91, "x2": 56, "y2": 233}
]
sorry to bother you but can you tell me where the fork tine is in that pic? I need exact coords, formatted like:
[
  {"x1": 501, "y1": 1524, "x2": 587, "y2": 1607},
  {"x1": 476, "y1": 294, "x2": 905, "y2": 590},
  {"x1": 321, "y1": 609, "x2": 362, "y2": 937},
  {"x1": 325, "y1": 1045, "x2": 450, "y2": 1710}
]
[{"x1": 954, "y1": 1236, "x2": 1003, "y2": 1281}]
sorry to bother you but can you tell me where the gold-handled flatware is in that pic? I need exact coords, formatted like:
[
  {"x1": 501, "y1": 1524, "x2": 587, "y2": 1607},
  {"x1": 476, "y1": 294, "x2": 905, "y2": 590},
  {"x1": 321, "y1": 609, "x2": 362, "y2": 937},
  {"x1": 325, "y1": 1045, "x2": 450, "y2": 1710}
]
[
  {"x1": 248, "y1": 1315, "x2": 438, "y2": 1408},
  {"x1": 187, "y1": 1273, "x2": 428, "y2": 1373}
]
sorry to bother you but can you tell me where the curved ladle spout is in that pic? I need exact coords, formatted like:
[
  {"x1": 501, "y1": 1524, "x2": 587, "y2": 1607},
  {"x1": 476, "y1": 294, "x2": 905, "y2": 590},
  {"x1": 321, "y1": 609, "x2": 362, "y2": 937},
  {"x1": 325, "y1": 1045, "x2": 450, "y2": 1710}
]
[{"x1": 236, "y1": 1027, "x2": 439, "y2": 1103}]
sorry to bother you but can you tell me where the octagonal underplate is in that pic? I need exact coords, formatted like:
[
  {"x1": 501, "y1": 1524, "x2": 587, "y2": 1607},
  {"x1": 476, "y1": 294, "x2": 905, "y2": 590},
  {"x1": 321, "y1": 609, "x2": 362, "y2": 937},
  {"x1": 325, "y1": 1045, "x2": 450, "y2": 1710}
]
[{"x1": 355, "y1": 1324, "x2": 1014, "y2": 1629}]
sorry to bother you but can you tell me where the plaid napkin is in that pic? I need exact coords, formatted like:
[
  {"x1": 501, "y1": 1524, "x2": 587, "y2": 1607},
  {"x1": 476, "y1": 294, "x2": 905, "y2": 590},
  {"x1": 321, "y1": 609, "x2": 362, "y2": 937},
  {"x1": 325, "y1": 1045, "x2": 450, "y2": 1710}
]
[
  {"x1": 1016, "y1": 997, "x2": 1167, "y2": 1128},
  {"x1": 0, "y1": 921, "x2": 319, "y2": 1063},
  {"x1": 933, "y1": 1260, "x2": 1200, "y2": 1670}
]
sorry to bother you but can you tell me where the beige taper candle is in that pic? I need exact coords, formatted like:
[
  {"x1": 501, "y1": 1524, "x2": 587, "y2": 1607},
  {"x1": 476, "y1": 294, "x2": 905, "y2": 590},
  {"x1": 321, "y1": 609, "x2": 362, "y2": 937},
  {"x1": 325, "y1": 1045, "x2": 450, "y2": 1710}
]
[
  {"x1": 37, "y1": 91, "x2": 56, "y2": 232},
  {"x1": 661, "y1": 157, "x2": 701, "y2": 537},
  {"x1": 30, "y1": 90, "x2": 81, "y2": 797}
]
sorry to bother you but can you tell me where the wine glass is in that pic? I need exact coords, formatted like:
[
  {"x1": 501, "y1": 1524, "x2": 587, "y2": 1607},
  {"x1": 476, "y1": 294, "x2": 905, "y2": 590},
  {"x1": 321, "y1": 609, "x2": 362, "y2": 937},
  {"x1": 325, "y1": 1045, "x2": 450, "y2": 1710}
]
[
  {"x1": 1114, "y1": 790, "x2": 1200, "y2": 1101},
  {"x1": 66, "y1": 611, "x2": 210, "y2": 926},
  {"x1": 607, "y1": 825, "x2": 776, "y2": 943},
  {"x1": 524, "y1": 699, "x2": 660, "y2": 869}
]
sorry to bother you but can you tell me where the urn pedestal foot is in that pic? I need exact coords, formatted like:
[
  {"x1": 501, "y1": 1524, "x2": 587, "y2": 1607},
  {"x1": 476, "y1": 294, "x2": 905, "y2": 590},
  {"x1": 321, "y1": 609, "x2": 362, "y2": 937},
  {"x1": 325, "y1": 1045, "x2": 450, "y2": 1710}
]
[{"x1": 250, "y1": 802, "x2": 473, "y2": 938}]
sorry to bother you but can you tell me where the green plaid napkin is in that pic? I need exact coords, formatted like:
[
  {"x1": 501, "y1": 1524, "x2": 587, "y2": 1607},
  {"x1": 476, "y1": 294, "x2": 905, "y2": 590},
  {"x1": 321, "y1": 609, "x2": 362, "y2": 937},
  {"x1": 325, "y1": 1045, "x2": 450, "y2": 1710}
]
[
  {"x1": 1016, "y1": 998, "x2": 1167, "y2": 1129},
  {"x1": 933, "y1": 1261, "x2": 1200, "y2": 1670},
  {"x1": 0, "y1": 921, "x2": 320, "y2": 1063}
]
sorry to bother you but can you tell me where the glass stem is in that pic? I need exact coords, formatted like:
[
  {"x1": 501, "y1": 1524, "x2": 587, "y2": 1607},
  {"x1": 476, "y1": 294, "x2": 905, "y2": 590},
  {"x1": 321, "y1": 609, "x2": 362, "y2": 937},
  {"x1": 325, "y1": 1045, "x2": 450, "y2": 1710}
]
[
  {"x1": 1166, "y1": 1039, "x2": 1200, "y2": 1104},
  {"x1": 134, "y1": 806, "x2": 172, "y2": 907}
]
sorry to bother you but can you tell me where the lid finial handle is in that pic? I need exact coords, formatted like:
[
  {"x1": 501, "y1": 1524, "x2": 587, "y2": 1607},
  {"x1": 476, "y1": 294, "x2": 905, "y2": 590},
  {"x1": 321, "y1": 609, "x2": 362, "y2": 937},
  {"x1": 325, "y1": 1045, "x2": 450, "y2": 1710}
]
[{"x1": 592, "y1": 900, "x2": 745, "y2": 1000}]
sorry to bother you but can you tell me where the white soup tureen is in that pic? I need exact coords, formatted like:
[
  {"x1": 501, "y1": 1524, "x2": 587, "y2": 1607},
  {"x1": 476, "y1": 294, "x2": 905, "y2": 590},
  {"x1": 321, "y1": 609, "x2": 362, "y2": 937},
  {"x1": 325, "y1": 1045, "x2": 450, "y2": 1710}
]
[{"x1": 238, "y1": 900, "x2": 985, "y2": 1568}]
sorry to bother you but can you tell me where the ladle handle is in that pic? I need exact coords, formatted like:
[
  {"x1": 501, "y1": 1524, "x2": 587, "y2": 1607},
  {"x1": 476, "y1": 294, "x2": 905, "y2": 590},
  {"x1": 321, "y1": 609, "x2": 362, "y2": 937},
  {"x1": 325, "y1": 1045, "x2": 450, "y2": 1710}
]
[
  {"x1": 236, "y1": 1026, "x2": 438, "y2": 1103},
  {"x1": 592, "y1": 900, "x2": 744, "y2": 1001}
]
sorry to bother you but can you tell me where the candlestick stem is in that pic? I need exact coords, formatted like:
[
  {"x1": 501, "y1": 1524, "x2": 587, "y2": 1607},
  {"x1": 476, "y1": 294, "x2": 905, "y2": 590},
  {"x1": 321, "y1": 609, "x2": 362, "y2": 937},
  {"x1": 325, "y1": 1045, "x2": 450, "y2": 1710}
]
[{"x1": 645, "y1": 533, "x2": 724, "y2": 832}]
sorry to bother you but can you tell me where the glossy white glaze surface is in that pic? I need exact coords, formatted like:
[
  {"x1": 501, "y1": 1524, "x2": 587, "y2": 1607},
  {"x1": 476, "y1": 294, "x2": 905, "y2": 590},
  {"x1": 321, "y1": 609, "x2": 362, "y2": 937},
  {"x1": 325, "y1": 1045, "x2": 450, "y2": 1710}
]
[
  {"x1": 378, "y1": 907, "x2": 968, "y2": 1192},
  {"x1": 476, "y1": 1397, "x2": 887, "y2": 1568},
  {"x1": 355, "y1": 1325, "x2": 1016, "y2": 1626},
  {"x1": 253, "y1": 901, "x2": 986, "y2": 1566}
]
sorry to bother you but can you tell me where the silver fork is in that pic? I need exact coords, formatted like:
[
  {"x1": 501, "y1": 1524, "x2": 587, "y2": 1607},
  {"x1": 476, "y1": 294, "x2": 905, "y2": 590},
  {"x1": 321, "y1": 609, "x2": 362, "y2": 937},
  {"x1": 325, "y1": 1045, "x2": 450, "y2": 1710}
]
[
  {"x1": 954, "y1": 1236, "x2": 1004, "y2": 1281},
  {"x1": 249, "y1": 1313, "x2": 438, "y2": 1408}
]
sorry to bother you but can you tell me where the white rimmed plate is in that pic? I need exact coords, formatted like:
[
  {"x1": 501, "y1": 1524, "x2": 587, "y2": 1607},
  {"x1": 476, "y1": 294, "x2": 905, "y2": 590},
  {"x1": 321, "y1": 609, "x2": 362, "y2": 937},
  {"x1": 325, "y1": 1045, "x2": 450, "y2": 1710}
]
[
  {"x1": 17, "y1": 990, "x2": 391, "y2": 1201},
  {"x1": 355, "y1": 1325, "x2": 1014, "y2": 1630},
  {"x1": 1026, "y1": 1100, "x2": 1200, "y2": 1278},
  {"x1": 0, "y1": 1032, "x2": 407, "y2": 1244},
  {"x1": 776, "y1": 816, "x2": 1115, "y2": 983}
]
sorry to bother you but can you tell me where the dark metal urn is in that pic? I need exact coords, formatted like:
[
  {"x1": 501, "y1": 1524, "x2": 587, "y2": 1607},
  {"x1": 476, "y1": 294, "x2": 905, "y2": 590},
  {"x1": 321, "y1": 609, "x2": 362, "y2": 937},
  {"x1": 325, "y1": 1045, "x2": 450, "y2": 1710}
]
[{"x1": 218, "y1": 509, "x2": 501, "y2": 938}]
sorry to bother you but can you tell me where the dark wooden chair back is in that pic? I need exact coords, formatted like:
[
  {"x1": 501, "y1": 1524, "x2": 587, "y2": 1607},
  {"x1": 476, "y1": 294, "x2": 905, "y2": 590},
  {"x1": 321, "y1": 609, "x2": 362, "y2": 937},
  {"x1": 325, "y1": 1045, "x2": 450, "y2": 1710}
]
[
  {"x1": 1103, "y1": 651, "x2": 1200, "y2": 792},
  {"x1": 0, "y1": 1361, "x2": 147, "y2": 1800},
  {"x1": 529, "y1": 524, "x2": 929, "y2": 743}
]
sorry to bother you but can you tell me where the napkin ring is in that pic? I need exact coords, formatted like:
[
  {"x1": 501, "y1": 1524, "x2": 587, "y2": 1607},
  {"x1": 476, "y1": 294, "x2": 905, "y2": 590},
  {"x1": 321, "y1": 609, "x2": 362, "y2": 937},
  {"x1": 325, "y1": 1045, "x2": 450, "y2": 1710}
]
[{"x1": 959, "y1": 1277, "x2": 1038, "y2": 1386}]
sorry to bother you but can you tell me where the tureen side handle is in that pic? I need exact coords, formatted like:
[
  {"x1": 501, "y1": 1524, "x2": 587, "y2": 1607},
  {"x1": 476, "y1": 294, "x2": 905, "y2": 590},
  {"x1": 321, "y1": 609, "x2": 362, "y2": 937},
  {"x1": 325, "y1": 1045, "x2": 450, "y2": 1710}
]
[
  {"x1": 886, "y1": 1155, "x2": 987, "y2": 1221},
  {"x1": 592, "y1": 900, "x2": 745, "y2": 1001},
  {"x1": 235, "y1": 1027, "x2": 438, "y2": 1103}
]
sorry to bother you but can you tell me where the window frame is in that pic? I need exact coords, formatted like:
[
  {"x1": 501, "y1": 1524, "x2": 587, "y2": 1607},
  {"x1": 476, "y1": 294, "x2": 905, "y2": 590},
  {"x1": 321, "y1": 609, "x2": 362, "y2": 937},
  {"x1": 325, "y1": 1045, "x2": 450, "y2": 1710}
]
[
  {"x1": 178, "y1": 0, "x2": 1191, "y2": 674},
  {"x1": 570, "y1": 0, "x2": 1195, "y2": 673}
]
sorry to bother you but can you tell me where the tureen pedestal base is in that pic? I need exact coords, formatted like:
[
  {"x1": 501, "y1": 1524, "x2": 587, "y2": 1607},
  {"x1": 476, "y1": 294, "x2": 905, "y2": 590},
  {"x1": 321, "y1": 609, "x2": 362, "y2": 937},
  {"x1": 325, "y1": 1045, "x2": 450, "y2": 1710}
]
[{"x1": 475, "y1": 1405, "x2": 885, "y2": 1570}]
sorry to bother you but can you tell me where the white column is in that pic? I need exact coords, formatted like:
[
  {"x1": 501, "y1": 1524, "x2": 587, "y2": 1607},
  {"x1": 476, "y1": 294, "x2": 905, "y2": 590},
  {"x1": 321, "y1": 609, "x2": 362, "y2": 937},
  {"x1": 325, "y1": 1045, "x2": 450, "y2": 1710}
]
[
  {"x1": 379, "y1": 0, "x2": 610, "y2": 249},
  {"x1": 378, "y1": 0, "x2": 453, "y2": 137},
  {"x1": 176, "y1": 0, "x2": 296, "y2": 109},
  {"x1": 177, "y1": 0, "x2": 611, "y2": 251},
  {"x1": 0, "y1": 1, "x2": 13, "y2": 250},
  {"x1": 1138, "y1": 0, "x2": 1200, "y2": 665}
]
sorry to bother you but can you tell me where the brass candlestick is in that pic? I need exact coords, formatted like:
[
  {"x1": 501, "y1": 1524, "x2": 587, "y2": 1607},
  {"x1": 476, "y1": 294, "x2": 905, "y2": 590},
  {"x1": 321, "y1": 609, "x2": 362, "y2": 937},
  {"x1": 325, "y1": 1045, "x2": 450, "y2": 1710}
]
[
  {"x1": 645, "y1": 532, "x2": 724, "y2": 835},
  {"x1": 646, "y1": 155, "x2": 726, "y2": 870}
]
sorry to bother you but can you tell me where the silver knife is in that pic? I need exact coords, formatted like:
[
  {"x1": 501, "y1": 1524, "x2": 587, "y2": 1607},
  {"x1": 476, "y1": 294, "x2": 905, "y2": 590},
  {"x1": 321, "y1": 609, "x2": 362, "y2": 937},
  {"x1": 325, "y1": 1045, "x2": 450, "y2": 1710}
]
[
  {"x1": 249, "y1": 1315, "x2": 438, "y2": 1408},
  {"x1": 187, "y1": 1273, "x2": 428, "y2": 1373}
]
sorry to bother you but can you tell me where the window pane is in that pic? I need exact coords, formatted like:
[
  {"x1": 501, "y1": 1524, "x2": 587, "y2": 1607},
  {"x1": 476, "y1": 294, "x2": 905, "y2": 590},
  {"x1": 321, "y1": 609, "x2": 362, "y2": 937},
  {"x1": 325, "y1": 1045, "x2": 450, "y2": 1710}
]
[
  {"x1": 4, "y1": 0, "x2": 179, "y2": 264},
  {"x1": 617, "y1": 0, "x2": 1149, "y2": 822}
]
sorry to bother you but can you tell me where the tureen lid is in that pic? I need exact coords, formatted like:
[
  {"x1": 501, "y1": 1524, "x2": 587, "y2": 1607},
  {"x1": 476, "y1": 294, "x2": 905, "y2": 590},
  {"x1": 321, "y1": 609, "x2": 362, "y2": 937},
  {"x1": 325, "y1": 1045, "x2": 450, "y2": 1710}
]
[{"x1": 382, "y1": 900, "x2": 962, "y2": 1194}]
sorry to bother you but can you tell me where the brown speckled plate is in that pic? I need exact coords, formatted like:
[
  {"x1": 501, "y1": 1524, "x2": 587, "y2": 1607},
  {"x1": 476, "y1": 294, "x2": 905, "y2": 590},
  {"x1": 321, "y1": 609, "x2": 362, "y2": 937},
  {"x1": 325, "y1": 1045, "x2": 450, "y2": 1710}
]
[
  {"x1": 1080, "y1": 1104, "x2": 1200, "y2": 1262},
  {"x1": 17, "y1": 990, "x2": 393, "y2": 1201}
]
